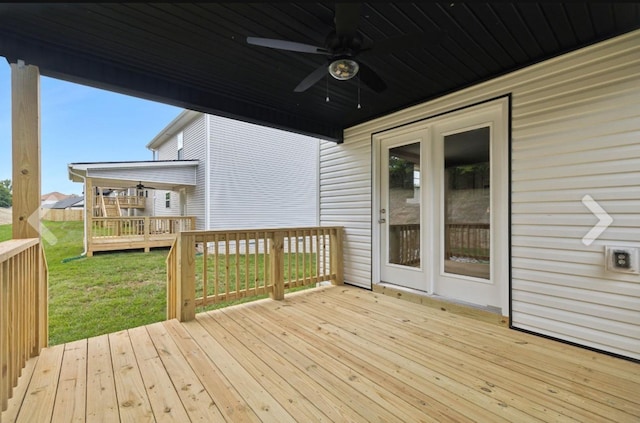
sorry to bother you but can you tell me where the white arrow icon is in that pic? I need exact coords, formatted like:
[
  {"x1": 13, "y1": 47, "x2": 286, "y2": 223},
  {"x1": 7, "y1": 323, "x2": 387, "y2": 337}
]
[{"x1": 582, "y1": 195, "x2": 612, "y2": 246}]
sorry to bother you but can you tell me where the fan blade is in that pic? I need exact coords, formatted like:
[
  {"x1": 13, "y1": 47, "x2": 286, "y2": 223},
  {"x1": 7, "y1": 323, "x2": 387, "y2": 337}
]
[
  {"x1": 360, "y1": 31, "x2": 446, "y2": 57},
  {"x1": 246, "y1": 37, "x2": 328, "y2": 54},
  {"x1": 358, "y1": 62, "x2": 387, "y2": 93},
  {"x1": 334, "y1": 3, "x2": 361, "y2": 38},
  {"x1": 294, "y1": 64, "x2": 328, "y2": 92}
]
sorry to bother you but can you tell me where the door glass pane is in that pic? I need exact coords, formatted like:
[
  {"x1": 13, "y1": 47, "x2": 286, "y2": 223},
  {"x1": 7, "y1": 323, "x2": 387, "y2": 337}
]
[
  {"x1": 388, "y1": 142, "x2": 420, "y2": 267},
  {"x1": 443, "y1": 128, "x2": 490, "y2": 279}
]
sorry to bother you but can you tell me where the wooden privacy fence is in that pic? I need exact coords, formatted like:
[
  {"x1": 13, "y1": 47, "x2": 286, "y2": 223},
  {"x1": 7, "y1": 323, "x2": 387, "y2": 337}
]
[
  {"x1": 0, "y1": 239, "x2": 48, "y2": 419},
  {"x1": 167, "y1": 227, "x2": 344, "y2": 321},
  {"x1": 40, "y1": 208, "x2": 83, "y2": 222}
]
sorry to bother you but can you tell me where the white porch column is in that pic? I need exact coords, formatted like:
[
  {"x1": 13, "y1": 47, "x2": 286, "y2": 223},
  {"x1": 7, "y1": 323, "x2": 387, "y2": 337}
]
[{"x1": 11, "y1": 61, "x2": 41, "y2": 239}]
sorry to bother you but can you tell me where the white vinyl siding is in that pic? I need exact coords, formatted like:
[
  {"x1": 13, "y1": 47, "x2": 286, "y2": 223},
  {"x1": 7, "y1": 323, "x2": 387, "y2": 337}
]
[
  {"x1": 320, "y1": 139, "x2": 373, "y2": 289},
  {"x1": 322, "y1": 30, "x2": 640, "y2": 359},
  {"x1": 183, "y1": 114, "x2": 206, "y2": 229},
  {"x1": 156, "y1": 134, "x2": 178, "y2": 160},
  {"x1": 509, "y1": 33, "x2": 640, "y2": 360},
  {"x1": 208, "y1": 116, "x2": 319, "y2": 229},
  {"x1": 153, "y1": 135, "x2": 181, "y2": 216},
  {"x1": 88, "y1": 166, "x2": 196, "y2": 187}
]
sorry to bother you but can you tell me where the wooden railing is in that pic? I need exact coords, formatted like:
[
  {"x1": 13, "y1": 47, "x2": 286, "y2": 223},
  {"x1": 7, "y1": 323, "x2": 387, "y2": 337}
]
[
  {"x1": 445, "y1": 223, "x2": 490, "y2": 261},
  {"x1": 389, "y1": 224, "x2": 421, "y2": 266},
  {"x1": 89, "y1": 216, "x2": 196, "y2": 256},
  {"x1": 0, "y1": 239, "x2": 48, "y2": 417},
  {"x1": 167, "y1": 227, "x2": 344, "y2": 321},
  {"x1": 94, "y1": 195, "x2": 145, "y2": 209},
  {"x1": 95, "y1": 195, "x2": 145, "y2": 208},
  {"x1": 91, "y1": 216, "x2": 195, "y2": 239},
  {"x1": 389, "y1": 223, "x2": 490, "y2": 266}
]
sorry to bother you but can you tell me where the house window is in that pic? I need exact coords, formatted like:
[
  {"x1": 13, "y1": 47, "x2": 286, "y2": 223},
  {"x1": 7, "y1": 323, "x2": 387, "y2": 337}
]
[
  {"x1": 177, "y1": 131, "x2": 184, "y2": 160},
  {"x1": 165, "y1": 192, "x2": 171, "y2": 208}
]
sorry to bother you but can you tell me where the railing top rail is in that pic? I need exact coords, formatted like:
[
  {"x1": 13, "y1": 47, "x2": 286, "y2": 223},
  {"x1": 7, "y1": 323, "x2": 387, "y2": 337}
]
[
  {"x1": 0, "y1": 238, "x2": 40, "y2": 262},
  {"x1": 92, "y1": 216, "x2": 196, "y2": 221},
  {"x1": 180, "y1": 226, "x2": 344, "y2": 237}
]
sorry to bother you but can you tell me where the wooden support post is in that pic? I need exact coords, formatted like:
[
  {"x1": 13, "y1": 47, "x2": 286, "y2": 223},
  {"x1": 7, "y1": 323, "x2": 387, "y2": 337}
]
[
  {"x1": 11, "y1": 62, "x2": 41, "y2": 240},
  {"x1": 176, "y1": 233, "x2": 196, "y2": 321},
  {"x1": 269, "y1": 231, "x2": 285, "y2": 300},
  {"x1": 85, "y1": 178, "x2": 94, "y2": 257},
  {"x1": 330, "y1": 227, "x2": 344, "y2": 285}
]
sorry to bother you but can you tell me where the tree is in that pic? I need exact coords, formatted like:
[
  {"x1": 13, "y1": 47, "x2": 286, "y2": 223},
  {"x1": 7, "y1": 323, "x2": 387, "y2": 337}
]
[
  {"x1": 0, "y1": 179, "x2": 11, "y2": 192},
  {"x1": 0, "y1": 187, "x2": 11, "y2": 208},
  {"x1": 0, "y1": 179, "x2": 12, "y2": 208}
]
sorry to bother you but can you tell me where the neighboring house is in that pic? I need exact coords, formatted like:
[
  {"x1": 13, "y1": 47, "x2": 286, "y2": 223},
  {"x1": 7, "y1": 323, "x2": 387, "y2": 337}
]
[
  {"x1": 41, "y1": 195, "x2": 84, "y2": 221},
  {"x1": 320, "y1": 31, "x2": 640, "y2": 360},
  {"x1": 40, "y1": 191, "x2": 70, "y2": 207},
  {"x1": 41, "y1": 195, "x2": 84, "y2": 210},
  {"x1": 145, "y1": 111, "x2": 319, "y2": 230},
  {"x1": 68, "y1": 113, "x2": 319, "y2": 254}
]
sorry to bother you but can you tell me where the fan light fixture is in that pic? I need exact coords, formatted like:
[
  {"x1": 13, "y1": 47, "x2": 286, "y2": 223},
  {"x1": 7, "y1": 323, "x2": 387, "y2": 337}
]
[{"x1": 328, "y1": 58, "x2": 359, "y2": 80}]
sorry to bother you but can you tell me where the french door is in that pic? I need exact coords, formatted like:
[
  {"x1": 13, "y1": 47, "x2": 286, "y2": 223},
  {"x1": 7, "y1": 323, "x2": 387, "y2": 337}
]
[
  {"x1": 379, "y1": 130, "x2": 429, "y2": 291},
  {"x1": 376, "y1": 98, "x2": 509, "y2": 311}
]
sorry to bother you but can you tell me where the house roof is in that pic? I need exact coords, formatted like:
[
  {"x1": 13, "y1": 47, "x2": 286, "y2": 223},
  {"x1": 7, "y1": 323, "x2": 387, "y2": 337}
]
[
  {"x1": 42, "y1": 195, "x2": 83, "y2": 210},
  {"x1": 146, "y1": 110, "x2": 201, "y2": 150},
  {"x1": 41, "y1": 191, "x2": 70, "y2": 202},
  {"x1": 68, "y1": 160, "x2": 199, "y2": 190},
  {"x1": 1, "y1": 3, "x2": 638, "y2": 142}
]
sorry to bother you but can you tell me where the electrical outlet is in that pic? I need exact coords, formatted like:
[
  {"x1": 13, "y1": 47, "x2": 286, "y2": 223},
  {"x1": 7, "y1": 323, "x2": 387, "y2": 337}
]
[
  {"x1": 605, "y1": 246, "x2": 639, "y2": 275},
  {"x1": 613, "y1": 250, "x2": 631, "y2": 269}
]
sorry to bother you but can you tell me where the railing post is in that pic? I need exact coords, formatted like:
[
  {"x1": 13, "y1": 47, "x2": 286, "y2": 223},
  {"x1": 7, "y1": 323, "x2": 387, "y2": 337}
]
[
  {"x1": 143, "y1": 217, "x2": 150, "y2": 253},
  {"x1": 176, "y1": 233, "x2": 196, "y2": 321},
  {"x1": 166, "y1": 241, "x2": 177, "y2": 320},
  {"x1": 269, "y1": 231, "x2": 285, "y2": 300},
  {"x1": 36, "y1": 246, "x2": 48, "y2": 354},
  {"x1": 1, "y1": 256, "x2": 9, "y2": 415},
  {"x1": 330, "y1": 227, "x2": 344, "y2": 285}
]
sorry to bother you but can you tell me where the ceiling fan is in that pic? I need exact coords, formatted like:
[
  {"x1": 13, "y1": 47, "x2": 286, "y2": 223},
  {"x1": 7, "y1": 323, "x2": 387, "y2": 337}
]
[
  {"x1": 246, "y1": 3, "x2": 443, "y2": 93},
  {"x1": 133, "y1": 182, "x2": 157, "y2": 191}
]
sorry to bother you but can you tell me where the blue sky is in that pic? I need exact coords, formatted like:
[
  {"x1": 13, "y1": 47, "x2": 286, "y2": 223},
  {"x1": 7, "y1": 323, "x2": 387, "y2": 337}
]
[{"x1": 0, "y1": 60, "x2": 183, "y2": 195}]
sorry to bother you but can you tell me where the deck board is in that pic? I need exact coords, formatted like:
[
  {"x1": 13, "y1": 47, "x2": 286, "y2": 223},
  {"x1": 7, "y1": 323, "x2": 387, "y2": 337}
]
[
  {"x1": 86, "y1": 335, "x2": 118, "y2": 423},
  {"x1": 4, "y1": 285, "x2": 640, "y2": 422},
  {"x1": 51, "y1": 339, "x2": 87, "y2": 423}
]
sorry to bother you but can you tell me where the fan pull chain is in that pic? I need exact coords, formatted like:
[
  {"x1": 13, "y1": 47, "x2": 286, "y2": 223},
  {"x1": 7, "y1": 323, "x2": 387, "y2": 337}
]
[
  {"x1": 357, "y1": 75, "x2": 361, "y2": 109},
  {"x1": 325, "y1": 74, "x2": 330, "y2": 102}
]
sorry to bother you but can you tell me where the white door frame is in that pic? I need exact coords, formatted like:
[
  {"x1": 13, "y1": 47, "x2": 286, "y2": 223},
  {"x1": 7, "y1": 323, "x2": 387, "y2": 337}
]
[
  {"x1": 372, "y1": 97, "x2": 510, "y2": 313},
  {"x1": 378, "y1": 130, "x2": 430, "y2": 291}
]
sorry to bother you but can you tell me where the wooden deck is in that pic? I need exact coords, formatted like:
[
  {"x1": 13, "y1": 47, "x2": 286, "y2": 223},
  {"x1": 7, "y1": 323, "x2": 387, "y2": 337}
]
[{"x1": 4, "y1": 286, "x2": 639, "y2": 422}]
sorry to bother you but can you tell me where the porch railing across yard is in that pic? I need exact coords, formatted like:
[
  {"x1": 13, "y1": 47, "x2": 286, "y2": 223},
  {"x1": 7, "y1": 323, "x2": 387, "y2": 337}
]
[
  {"x1": 94, "y1": 195, "x2": 145, "y2": 209},
  {"x1": 445, "y1": 223, "x2": 490, "y2": 261},
  {"x1": 167, "y1": 226, "x2": 344, "y2": 321},
  {"x1": 0, "y1": 239, "x2": 48, "y2": 417},
  {"x1": 91, "y1": 216, "x2": 195, "y2": 240}
]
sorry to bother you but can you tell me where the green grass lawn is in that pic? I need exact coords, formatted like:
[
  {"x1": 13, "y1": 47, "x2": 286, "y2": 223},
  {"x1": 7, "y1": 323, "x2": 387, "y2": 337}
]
[
  {"x1": 0, "y1": 220, "x2": 313, "y2": 345},
  {"x1": 0, "y1": 223, "x2": 10, "y2": 241},
  {"x1": 1, "y1": 220, "x2": 169, "y2": 345}
]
